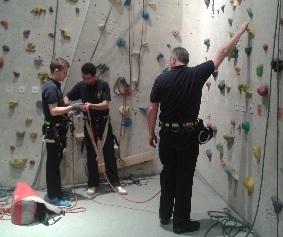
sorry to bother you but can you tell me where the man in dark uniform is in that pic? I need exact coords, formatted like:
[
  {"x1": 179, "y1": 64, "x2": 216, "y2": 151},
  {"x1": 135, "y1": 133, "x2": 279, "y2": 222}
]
[
  {"x1": 64, "y1": 63, "x2": 127, "y2": 195},
  {"x1": 147, "y1": 22, "x2": 249, "y2": 234},
  {"x1": 42, "y1": 57, "x2": 81, "y2": 207}
]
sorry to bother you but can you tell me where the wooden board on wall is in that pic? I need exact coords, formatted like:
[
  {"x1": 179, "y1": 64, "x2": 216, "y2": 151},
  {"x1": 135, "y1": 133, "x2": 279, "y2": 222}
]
[{"x1": 98, "y1": 151, "x2": 154, "y2": 173}]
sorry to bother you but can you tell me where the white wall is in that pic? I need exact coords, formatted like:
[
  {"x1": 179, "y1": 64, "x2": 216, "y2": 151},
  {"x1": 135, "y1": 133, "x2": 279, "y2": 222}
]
[{"x1": 0, "y1": 0, "x2": 282, "y2": 236}]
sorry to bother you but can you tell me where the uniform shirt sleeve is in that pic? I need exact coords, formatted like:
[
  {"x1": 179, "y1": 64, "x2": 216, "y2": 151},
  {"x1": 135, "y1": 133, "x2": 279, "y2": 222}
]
[
  {"x1": 150, "y1": 75, "x2": 162, "y2": 103},
  {"x1": 193, "y1": 60, "x2": 215, "y2": 84},
  {"x1": 66, "y1": 82, "x2": 82, "y2": 101},
  {"x1": 101, "y1": 81, "x2": 111, "y2": 101}
]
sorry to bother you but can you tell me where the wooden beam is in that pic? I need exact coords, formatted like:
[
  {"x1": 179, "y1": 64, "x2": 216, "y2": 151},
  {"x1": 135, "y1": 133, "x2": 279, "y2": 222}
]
[{"x1": 98, "y1": 151, "x2": 154, "y2": 173}]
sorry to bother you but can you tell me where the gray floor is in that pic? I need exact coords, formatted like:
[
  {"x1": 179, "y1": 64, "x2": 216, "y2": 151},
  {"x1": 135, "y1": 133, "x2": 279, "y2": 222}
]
[{"x1": 1, "y1": 174, "x2": 254, "y2": 237}]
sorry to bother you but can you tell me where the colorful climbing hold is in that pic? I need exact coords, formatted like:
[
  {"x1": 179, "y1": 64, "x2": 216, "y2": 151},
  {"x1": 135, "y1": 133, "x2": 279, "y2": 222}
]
[
  {"x1": 138, "y1": 105, "x2": 148, "y2": 115},
  {"x1": 229, "y1": 48, "x2": 238, "y2": 58},
  {"x1": 97, "y1": 63, "x2": 109, "y2": 73},
  {"x1": 246, "y1": 23, "x2": 255, "y2": 35},
  {"x1": 228, "y1": 18, "x2": 233, "y2": 26},
  {"x1": 9, "y1": 154, "x2": 27, "y2": 169},
  {"x1": 243, "y1": 175, "x2": 254, "y2": 192},
  {"x1": 218, "y1": 80, "x2": 225, "y2": 90},
  {"x1": 60, "y1": 29, "x2": 71, "y2": 39},
  {"x1": 117, "y1": 37, "x2": 126, "y2": 47},
  {"x1": 256, "y1": 64, "x2": 263, "y2": 77},
  {"x1": 263, "y1": 44, "x2": 268, "y2": 51},
  {"x1": 119, "y1": 105, "x2": 129, "y2": 116},
  {"x1": 235, "y1": 67, "x2": 241, "y2": 75},
  {"x1": 23, "y1": 29, "x2": 30, "y2": 38},
  {"x1": 223, "y1": 134, "x2": 235, "y2": 143},
  {"x1": 26, "y1": 43, "x2": 36, "y2": 52},
  {"x1": 122, "y1": 117, "x2": 132, "y2": 127},
  {"x1": 124, "y1": 0, "x2": 131, "y2": 6},
  {"x1": 257, "y1": 83, "x2": 268, "y2": 96},
  {"x1": 0, "y1": 55, "x2": 3, "y2": 67},
  {"x1": 245, "y1": 45, "x2": 252, "y2": 55},
  {"x1": 216, "y1": 143, "x2": 224, "y2": 154},
  {"x1": 252, "y1": 144, "x2": 261, "y2": 160},
  {"x1": 206, "y1": 149, "x2": 212, "y2": 159},
  {"x1": 271, "y1": 58, "x2": 283, "y2": 72},
  {"x1": 156, "y1": 52, "x2": 164, "y2": 62},
  {"x1": 0, "y1": 20, "x2": 8, "y2": 29},
  {"x1": 13, "y1": 71, "x2": 20, "y2": 77},
  {"x1": 34, "y1": 56, "x2": 43, "y2": 65},
  {"x1": 247, "y1": 7, "x2": 253, "y2": 18},
  {"x1": 171, "y1": 29, "x2": 179, "y2": 36},
  {"x1": 241, "y1": 121, "x2": 250, "y2": 131},
  {"x1": 142, "y1": 10, "x2": 149, "y2": 20}
]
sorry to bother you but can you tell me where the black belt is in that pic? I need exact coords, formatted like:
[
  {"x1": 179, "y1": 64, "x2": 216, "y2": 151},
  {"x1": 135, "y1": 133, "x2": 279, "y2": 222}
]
[
  {"x1": 159, "y1": 121, "x2": 197, "y2": 128},
  {"x1": 83, "y1": 115, "x2": 109, "y2": 120}
]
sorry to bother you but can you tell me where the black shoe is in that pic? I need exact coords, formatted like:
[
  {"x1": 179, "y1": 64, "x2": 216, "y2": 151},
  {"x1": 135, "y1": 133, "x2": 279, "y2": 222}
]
[
  {"x1": 173, "y1": 220, "x2": 200, "y2": 234},
  {"x1": 160, "y1": 218, "x2": 170, "y2": 225}
]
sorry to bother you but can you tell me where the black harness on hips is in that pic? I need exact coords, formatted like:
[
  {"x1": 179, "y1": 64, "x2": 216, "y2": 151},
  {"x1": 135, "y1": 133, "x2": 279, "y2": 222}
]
[{"x1": 43, "y1": 115, "x2": 75, "y2": 148}]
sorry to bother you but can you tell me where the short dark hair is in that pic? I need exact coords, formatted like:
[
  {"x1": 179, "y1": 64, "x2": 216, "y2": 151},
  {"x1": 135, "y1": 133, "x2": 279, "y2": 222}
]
[
  {"x1": 81, "y1": 63, "x2": 96, "y2": 76},
  {"x1": 50, "y1": 57, "x2": 70, "y2": 73},
  {"x1": 171, "y1": 47, "x2": 189, "y2": 65}
]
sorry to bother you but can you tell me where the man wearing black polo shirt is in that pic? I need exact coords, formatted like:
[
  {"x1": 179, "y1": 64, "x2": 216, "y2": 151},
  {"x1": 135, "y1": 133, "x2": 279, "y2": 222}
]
[
  {"x1": 64, "y1": 63, "x2": 127, "y2": 196},
  {"x1": 147, "y1": 22, "x2": 249, "y2": 234}
]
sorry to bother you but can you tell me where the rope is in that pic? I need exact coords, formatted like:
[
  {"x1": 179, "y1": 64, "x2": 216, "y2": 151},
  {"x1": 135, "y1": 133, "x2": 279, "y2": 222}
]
[
  {"x1": 89, "y1": 2, "x2": 114, "y2": 62},
  {"x1": 205, "y1": 208, "x2": 257, "y2": 237},
  {"x1": 0, "y1": 197, "x2": 12, "y2": 221},
  {"x1": 86, "y1": 108, "x2": 161, "y2": 203},
  {"x1": 52, "y1": 0, "x2": 59, "y2": 60}
]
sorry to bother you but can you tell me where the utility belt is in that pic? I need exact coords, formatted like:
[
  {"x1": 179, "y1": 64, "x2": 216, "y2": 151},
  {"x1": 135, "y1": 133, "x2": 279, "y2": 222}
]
[
  {"x1": 160, "y1": 119, "x2": 213, "y2": 144},
  {"x1": 159, "y1": 121, "x2": 198, "y2": 131}
]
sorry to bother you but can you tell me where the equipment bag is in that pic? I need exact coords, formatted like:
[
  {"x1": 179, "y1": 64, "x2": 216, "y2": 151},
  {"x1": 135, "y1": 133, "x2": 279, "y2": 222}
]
[{"x1": 11, "y1": 182, "x2": 62, "y2": 225}]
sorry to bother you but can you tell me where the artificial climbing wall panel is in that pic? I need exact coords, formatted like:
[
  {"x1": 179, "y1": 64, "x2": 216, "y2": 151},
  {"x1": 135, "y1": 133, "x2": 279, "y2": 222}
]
[
  {"x1": 0, "y1": 0, "x2": 90, "y2": 187},
  {"x1": 182, "y1": 1, "x2": 283, "y2": 237}
]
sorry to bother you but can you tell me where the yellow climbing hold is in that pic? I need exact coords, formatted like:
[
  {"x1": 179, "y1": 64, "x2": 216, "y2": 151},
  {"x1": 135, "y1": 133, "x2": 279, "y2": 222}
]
[
  {"x1": 243, "y1": 175, "x2": 254, "y2": 192},
  {"x1": 235, "y1": 67, "x2": 241, "y2": 75},
  {"x1": 253, "y1": 144, "x2": 261, "y2": 160},
  {"x1": 9, "y1": 154, "x2": 27, "y2": 169},
  {"x1": 30, "y1": 132, "x2": 38, "y2": 138},
  {"x1": 60, "y1": 29, "x2": 71, "y2": 39},
  {"x1": 246, "y1": 23, "x2": 255, "y2": 35},
  {"x1": 8, "y1": 101, "x2": 18, "y2": 108},
  {"x1": 31, "y1": 6, "x2": 46, "y2": 14},
  {"x1": 38, "y1": 72, "x2": 49, "y2": 80},
  {"x1": 26, "y1": 43, "x2": 36, "y2": 52}
]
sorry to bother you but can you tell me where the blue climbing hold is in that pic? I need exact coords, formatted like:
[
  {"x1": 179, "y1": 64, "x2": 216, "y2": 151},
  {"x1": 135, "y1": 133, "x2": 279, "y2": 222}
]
[
  {"x1": 124, "y1": 0, "x2": 131, "y2": 6},
  {"x1": 117, "y1": 38, "x2": 126, "y2": 47},
  {"x1": 142, "y1": 10, "x2": 149, "y2": 20},
  {"x1": 138, "y1": 105, "x2": 148, "y2": 115},
  {"x1": 122, "y1": 117, "x2": 132, "y2": 127},
  {"x1": 156, "y1": 53, "x2": 164, "y2": 62}
]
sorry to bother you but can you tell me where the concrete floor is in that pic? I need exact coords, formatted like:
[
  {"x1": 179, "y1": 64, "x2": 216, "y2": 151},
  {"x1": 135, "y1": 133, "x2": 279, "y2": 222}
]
[{"x1": 1, "y1": 174, "x2": 255, "y2": 237}]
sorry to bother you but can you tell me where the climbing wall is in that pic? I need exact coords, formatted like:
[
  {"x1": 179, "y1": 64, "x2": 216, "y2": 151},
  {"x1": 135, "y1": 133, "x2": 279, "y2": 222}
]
[
  {"x1": 182, "y1": 1, "x2": 283, "y2": 236},
  {"x1": 0, "y1": 0, "x2": 183, "y2": 188},
  {"x1": 0, "y1": 0, "x2": 91, "y2": 187}
]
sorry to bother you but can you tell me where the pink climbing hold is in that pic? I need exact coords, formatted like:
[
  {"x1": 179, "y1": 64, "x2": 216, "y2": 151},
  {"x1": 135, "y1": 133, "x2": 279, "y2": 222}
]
[
  {"x1": 257, "y1": 83, "x2": 268, "y2": 96},
  {"x1": 0, "y1": 20, "x2": 8, "y2": 29},
  {"x1": 171, "y1": 29, "x2": 179, "y2": 36},
  {"x1": 263, "y1": 44, "x2": 268, "y2": 51}
]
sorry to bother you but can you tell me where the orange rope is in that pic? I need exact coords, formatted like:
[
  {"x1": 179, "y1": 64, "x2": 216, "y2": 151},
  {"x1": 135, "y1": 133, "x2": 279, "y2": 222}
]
[
  {"x1": 0, "y1": 197, "x2": 12, "y2": 220},
  {"x1": 86, "y1": 108, "x2": 161, "y2": 204}
]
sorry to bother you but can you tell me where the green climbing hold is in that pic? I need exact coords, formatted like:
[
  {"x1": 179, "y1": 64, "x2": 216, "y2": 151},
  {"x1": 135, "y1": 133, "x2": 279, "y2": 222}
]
[
  {"x1": 228, "y1": 18, "x2": 233, "y2": 26},
  {"x1": 245, "y1": 45, "x2": 252, "y2": 55},
  {"x1": 256, "y1": 64, "x2": 263, "y2": 77},
  {"x1": 230, "y1": 48, "x2": 238, "y2": 58},
  {"x1": 247, "y1": 7, "x2": 253, "y2": 17},
  {"x1": 218, "y1": 80, "x2": 225, "y2": 90},
  {"x1": 216, "y1": 143, "x2": 224, "y2": 154},
  {"x1": 242, "y1": 121, "x2": 250, "y2": 131}
]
